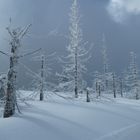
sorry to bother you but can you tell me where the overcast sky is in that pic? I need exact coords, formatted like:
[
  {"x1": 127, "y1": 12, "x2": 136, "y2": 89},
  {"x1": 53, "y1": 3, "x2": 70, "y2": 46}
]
[{"x1": 0, "y1": 0, "x2": 140, "y2": 87}]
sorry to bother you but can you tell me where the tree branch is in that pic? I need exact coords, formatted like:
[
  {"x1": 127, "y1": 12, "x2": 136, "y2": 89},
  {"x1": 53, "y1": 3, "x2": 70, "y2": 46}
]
[
  {"x1": 0, "y1": 51, "x2": 10, "y2": 57},
  {"x1": 19, "y1": 48, "x2": 41, "y2": 58},
  {"x1": 19, "y1": 24, "x2": 32, "y2": 39}
]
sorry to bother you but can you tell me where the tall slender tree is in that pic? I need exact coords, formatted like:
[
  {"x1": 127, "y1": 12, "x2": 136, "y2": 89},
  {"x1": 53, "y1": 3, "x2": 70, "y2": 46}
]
[
  {"x1": 39, "y1": 55, "x2": 45, "y2": 101},
  {"x1": 102, "y1": 34, "x2": 109, "y2": 91},
  {"x1": 125, "y1": 52, "x2": 139, "y2": 99},
  {"x1": 58, "y1": 0, "x2": 90, "y2": 98}
]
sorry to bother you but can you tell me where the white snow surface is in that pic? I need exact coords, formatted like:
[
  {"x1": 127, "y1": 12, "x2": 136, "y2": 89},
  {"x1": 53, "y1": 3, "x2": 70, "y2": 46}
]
[{"x1": 0, "y1": 91, "x2": 140, "y2": 140}]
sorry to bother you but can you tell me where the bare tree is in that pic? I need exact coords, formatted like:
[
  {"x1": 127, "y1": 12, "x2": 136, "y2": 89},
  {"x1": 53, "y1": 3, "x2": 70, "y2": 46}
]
[
  {"x1": 29, "y1": 52, "x2": 54, "y2": 101},
  {"x1": 3, "y1": 24, "x2": 31, "y2": 118}
]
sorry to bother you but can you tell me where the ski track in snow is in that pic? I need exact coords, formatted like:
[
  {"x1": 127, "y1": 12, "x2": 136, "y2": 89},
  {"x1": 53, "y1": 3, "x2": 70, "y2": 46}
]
[{"x1": 97, "y1": 123, "x2": 140, "y2": 140}]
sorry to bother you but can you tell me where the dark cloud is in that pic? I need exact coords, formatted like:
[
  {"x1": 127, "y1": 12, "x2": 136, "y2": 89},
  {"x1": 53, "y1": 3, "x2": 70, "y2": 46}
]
[{"x1": 0, "y1": 0, "x2": 140, "y2": 87}]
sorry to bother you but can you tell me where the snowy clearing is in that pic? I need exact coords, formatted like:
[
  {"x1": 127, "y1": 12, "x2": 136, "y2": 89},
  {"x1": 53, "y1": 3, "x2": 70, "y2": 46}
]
[{"x1": 0, "y1": 92, "x2": 140, "y2": 140}]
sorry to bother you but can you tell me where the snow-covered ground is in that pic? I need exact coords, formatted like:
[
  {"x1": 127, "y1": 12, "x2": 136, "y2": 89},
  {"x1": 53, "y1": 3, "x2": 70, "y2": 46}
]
[{"x1": 0, "y1": 91, "x2": 140, "y2": 140}]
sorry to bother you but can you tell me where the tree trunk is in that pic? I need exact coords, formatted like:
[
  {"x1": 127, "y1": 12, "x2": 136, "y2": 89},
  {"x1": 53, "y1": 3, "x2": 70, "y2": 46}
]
[
  {"x1": 74, "y1": 46, "x2": 78, "y2": 98},
  {"x1": 40, "y1": 56, "x2": 44, "y2": 101},
  {"x1": 4, "y1": 57, "x2": 16, "y2": 118},
  {"x1": 98, "y1": 84, "x2": 101, "y2": 97},
  {"x1": 113, "y1": 73, "x2": 116, "y2": 98},
  {"x1": 120, "y1": 78, "x2": 123, "y2": 97},
  {"x1": 3, "y1": 24, "x2": 31, "y2": 118},
  {"x1": 86, "y1": 89, "x2": 90, "y2": 102}
]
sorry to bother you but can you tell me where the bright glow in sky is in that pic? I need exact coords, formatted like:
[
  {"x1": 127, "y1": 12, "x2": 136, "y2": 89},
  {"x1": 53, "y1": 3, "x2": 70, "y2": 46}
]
[{"x1": 107, "y1": 0, "x2": 140, "y2": 23}]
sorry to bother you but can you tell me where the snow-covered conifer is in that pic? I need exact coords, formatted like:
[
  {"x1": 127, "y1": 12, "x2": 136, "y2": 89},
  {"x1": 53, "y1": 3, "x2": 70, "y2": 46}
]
[
  {"x1": 101, "y1": 34, "x2": 110, "y2": 91},
  {"x1": 125, "y1": 52, "x2": 140, "y2": 99},
  {"x1": 58, "y1": 0, "x2": 91, "y2": 98}
]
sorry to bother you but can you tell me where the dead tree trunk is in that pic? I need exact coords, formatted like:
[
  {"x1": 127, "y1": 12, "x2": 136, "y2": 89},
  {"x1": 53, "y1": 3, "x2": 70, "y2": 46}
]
[
  {"x1": 98, "y1": 84, "x2": 101, "y2": 97},
  {"x1": 112, "y1": 73, "x2": 116, "y2": 98},
  {"x1": 0, "y1": 74, "x2": 6, "y2": 99},
  {"x1": 86, "y1": 89, "x2": 90, "y2": 102},
  {"x1": 74, "y1": 44, "x2": 78, "y2": 98},
  {"x1": 96, "y1": 82, "x2": 101, "y2": 98},
  {"x1": 4, "y1": 44, "x2": 19, "y2": 118},
  {"x1": 3, "y1": 24, "x2": 31, "y2": 118},
  {"x1": 96, "y1": 81, "x2": 98, "y2": 95},
  {"x1": 40, "y1": 55, "x2": 45, "y2": 101}
]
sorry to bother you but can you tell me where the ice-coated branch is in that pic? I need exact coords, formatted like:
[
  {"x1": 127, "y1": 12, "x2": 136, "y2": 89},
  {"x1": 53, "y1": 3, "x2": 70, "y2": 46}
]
[
  {"x1": 19, "y1": 48, "x2": 41, "y2": 58},
  {"x1": 0, "y1": 51, "x2": 10, "y2": 57},
  {"x1": 18, "y1": 24, "x2": 32, "y2": 39}
]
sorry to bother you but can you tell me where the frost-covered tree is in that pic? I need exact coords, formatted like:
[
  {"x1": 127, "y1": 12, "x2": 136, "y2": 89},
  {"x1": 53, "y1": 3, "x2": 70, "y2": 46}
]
[
  {"x1": 115, "y1": 76, "x2": 124, "y2": 98},
  {"x1": 56, "y1": 71, "x2": 72, "y2": 92},
  {"x1": 29, "y1": 52, "x2": 54, "y2": 101},
  {"x1": 125, "y1": 52, "x2": 140, "y2": 99},
  {"x1": 101, "y1": 34, "x2": 109, "y2": 91},
  {"x1": 119, "y1": 77, "x2": 123, "y2": 97},
  {"x1": 3, "y1": 24, "x2": 31, "y2": 118},
  {"x1": 58, "y1": 0, "x2": 90, "y2": 98},
  {"x1": 93, "y1": 71, "x2": 102, "y2": 97}
]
